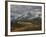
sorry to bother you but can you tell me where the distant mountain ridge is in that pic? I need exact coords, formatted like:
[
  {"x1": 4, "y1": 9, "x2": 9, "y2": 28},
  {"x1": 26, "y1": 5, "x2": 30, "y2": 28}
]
[
  {"x1": 16, "y1": 12, "x2": 41, "y2": 20},
  {"x1": 11, "y1": 12, "x2": 41, "y2": 23}
]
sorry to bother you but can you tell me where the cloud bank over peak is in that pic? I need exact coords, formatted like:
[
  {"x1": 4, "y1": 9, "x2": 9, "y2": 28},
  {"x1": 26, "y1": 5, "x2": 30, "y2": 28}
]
[{"x1": 11, "y1": 5, "x2": 42, "y2": 20}]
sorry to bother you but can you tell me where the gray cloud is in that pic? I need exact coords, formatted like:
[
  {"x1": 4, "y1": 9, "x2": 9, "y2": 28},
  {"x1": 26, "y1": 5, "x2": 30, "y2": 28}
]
[{"x1": 10, "y1": 5, "x2": 42, "y2": 20}]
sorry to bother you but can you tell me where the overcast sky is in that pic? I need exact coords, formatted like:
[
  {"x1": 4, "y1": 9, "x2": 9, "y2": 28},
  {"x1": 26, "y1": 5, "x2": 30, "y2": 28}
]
[{"x1": 10, "y1": 5, "x2": 42, "y2": 19}]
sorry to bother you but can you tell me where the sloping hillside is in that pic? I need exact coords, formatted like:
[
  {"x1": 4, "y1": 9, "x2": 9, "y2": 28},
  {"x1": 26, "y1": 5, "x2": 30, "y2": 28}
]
[{"x1": 11, "y1": 17, "x2": 41, "y2": 32}]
